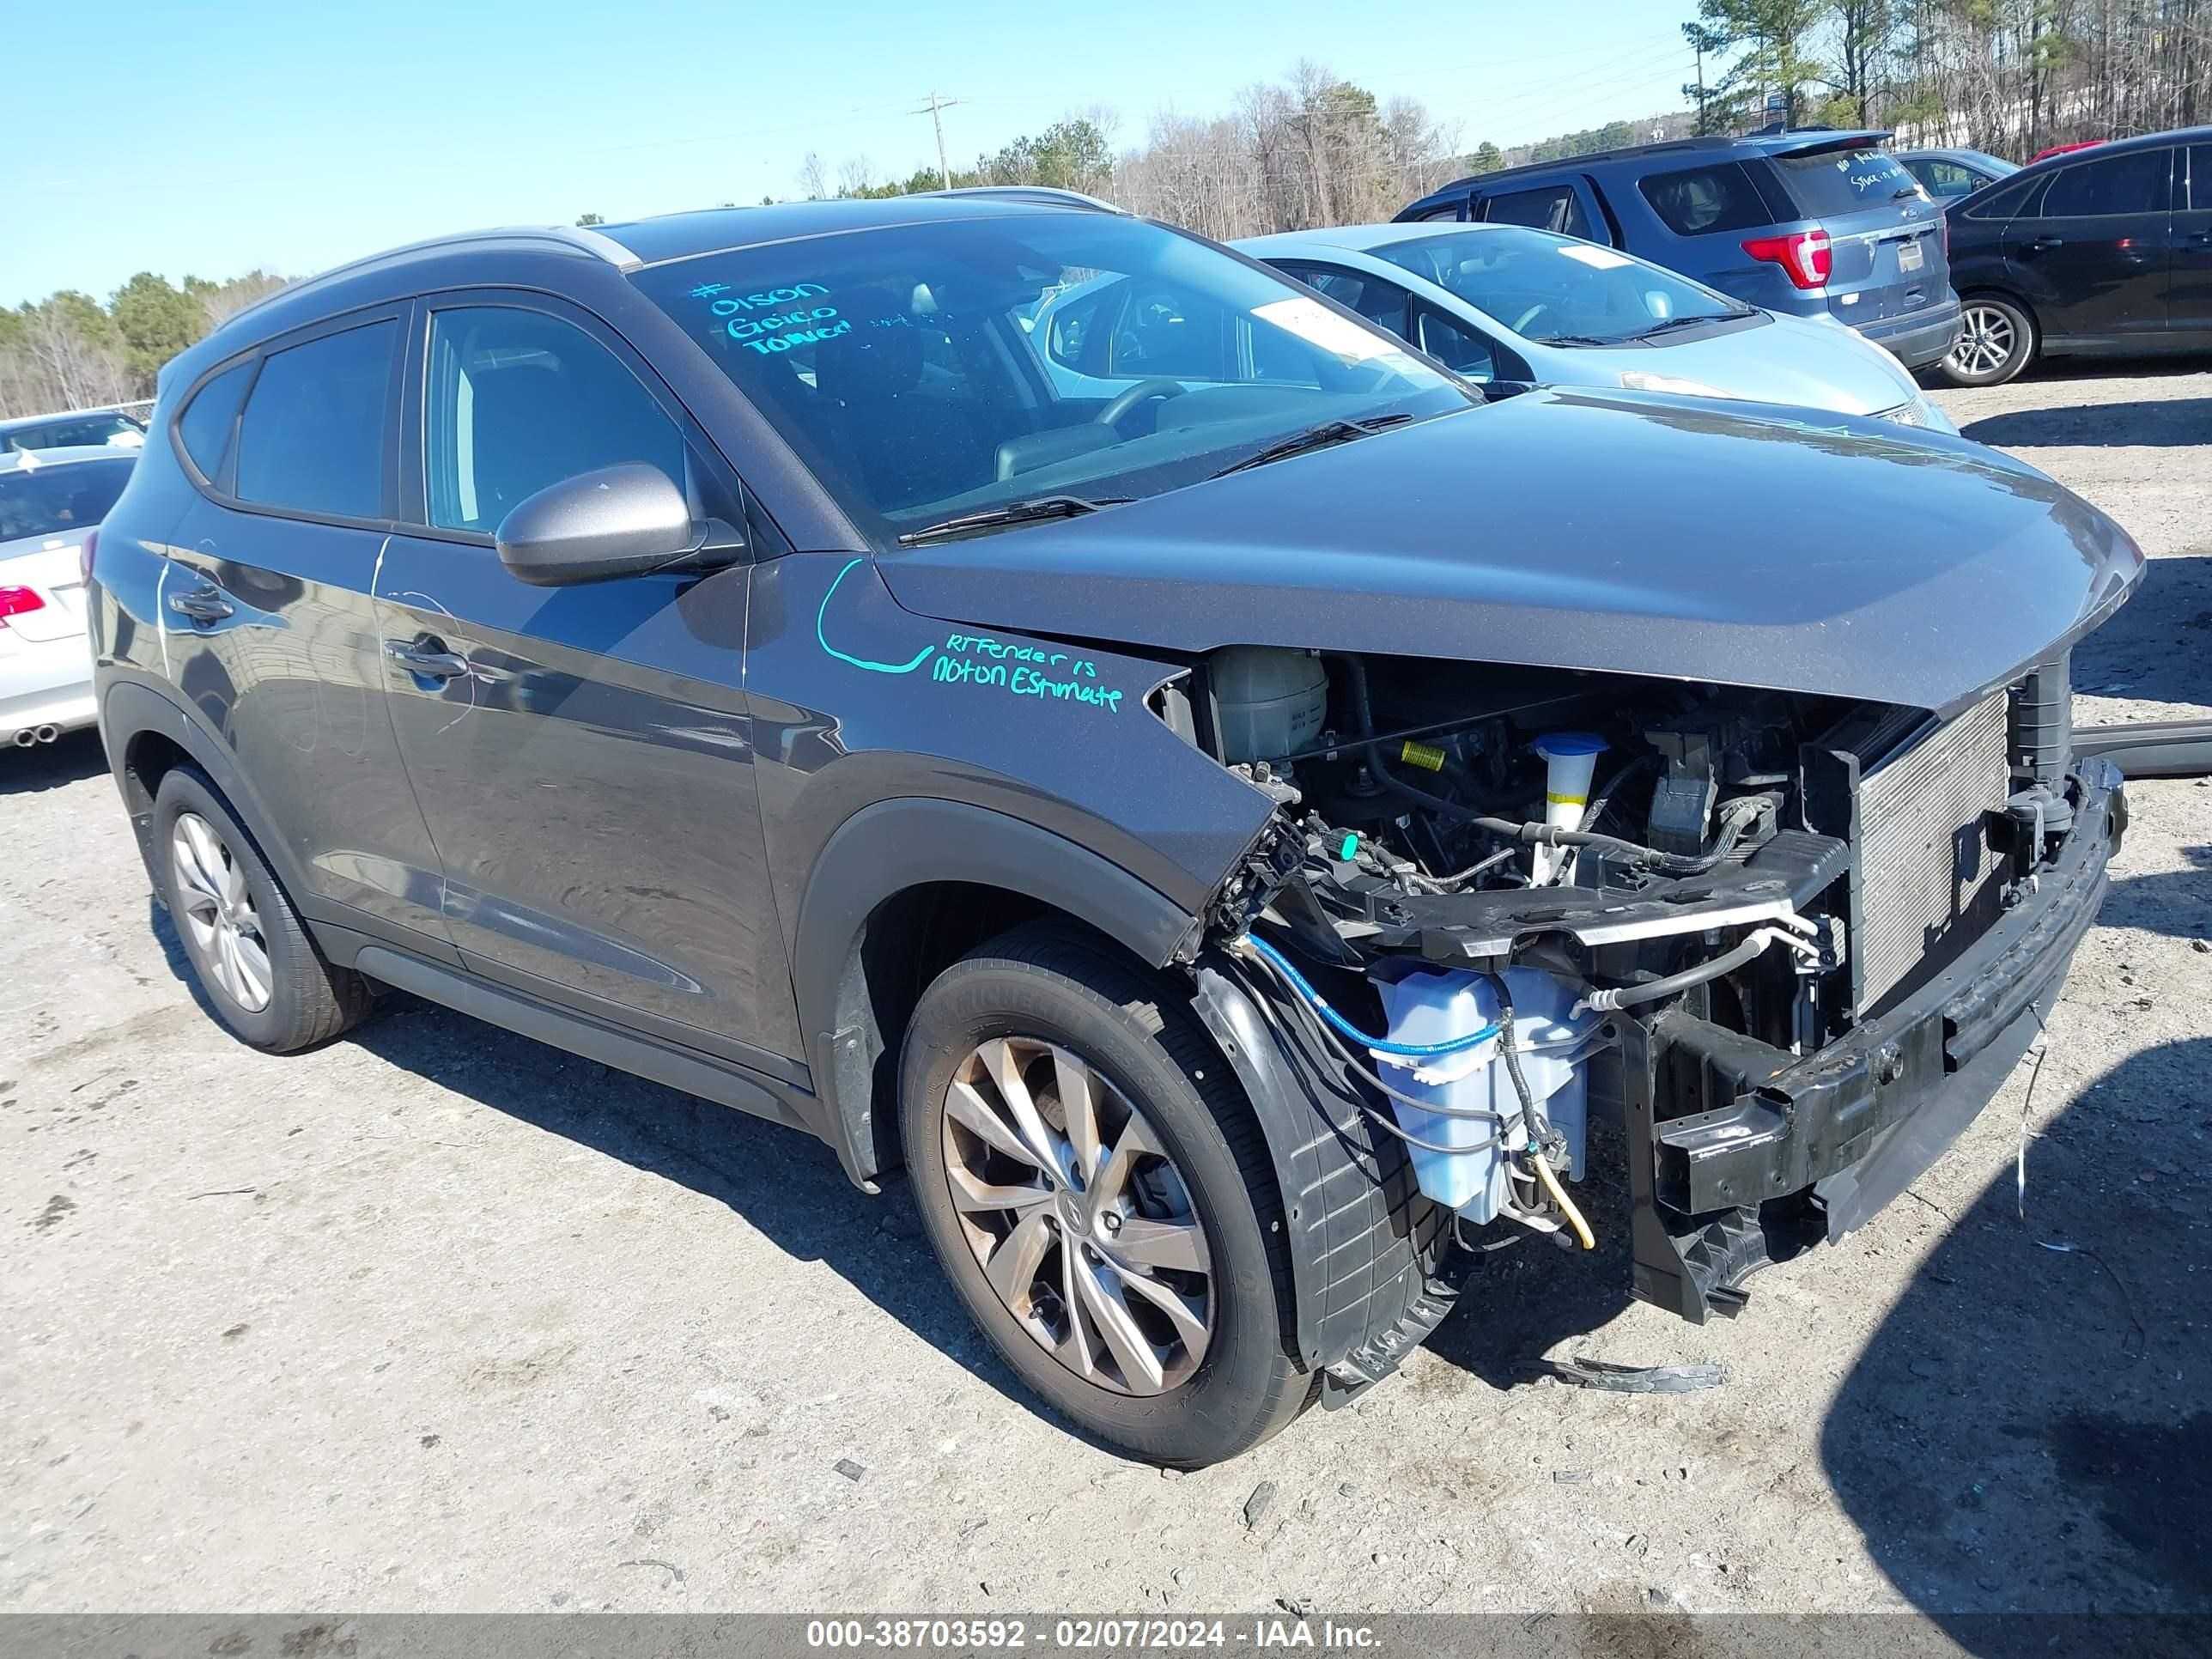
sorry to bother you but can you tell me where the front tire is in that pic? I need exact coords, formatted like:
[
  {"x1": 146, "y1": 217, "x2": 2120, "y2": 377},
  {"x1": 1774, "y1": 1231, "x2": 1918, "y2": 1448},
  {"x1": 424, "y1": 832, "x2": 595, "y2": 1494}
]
[
  {"x1": 153, "y1": 765, "x2": 373, "y2": 1053},
  {"x1": 1941, "y1": 295, "x2": 2035, "y2": 386},
  {"x1": 900, "y1": 923, "x2": 1311, "y2": 1466}
]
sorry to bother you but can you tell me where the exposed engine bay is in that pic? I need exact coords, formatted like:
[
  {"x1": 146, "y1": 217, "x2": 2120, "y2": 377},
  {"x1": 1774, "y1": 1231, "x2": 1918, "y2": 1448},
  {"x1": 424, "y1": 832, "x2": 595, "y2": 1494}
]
[{"x1": 1158, "y1": 644, "x2": 2086, "y2": 1291}]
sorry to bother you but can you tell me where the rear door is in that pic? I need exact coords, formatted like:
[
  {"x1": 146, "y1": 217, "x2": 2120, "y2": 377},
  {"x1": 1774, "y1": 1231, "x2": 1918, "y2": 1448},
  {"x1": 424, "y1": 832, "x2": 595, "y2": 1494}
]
[
  {"x1": 161, "y1": 313, "x2": 458, "y2": 954},
  {"x1": 2003, "y1": 146, "x2": 2177, "y2": 344},
  {"x1": 1474, "y1": 178, "x2": 1605, "y2": 243},
  {"x1": 2171, "y1": 143, "x2": 2212, "y2": 339},
  {"x1": 374, "y1": 291, "x2": 804, "y2": 1076},
  {"x1": 1763, "y1": 140, "x2": 1947, "y2": 328}
]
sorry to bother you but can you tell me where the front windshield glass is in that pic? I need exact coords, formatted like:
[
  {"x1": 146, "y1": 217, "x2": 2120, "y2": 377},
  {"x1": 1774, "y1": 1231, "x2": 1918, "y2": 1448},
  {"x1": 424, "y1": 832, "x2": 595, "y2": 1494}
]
[
  {"x1": 1370, "y1": 226, "x2": 1751, "y2": 346},
  {"x1": 0, "y1": 458, "x2": 133, "y2": 542},
  {"x1": 630, "y1": 212, "x2": 1474, "y2": 543}
]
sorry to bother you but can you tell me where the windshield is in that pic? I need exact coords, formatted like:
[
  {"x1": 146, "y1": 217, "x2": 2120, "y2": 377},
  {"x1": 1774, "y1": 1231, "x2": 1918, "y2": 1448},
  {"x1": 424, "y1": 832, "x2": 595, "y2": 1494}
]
[
  {"x1": 0, "y1": 458, "x2": 133, "y2": 543},
  {"x1": 1370, "y1": 225, "x2": 1750, "y2": 346},
  {"x1": 630, "y1": 212, "x2": 1474, "y2": 543},
  {"x1": 1773, "y1": 146, "x2": 1923, "y2": 216}
]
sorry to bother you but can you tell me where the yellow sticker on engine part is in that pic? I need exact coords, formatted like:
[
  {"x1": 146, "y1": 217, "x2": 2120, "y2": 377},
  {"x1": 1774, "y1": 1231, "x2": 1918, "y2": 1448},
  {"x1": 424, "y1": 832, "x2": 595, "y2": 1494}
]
[{"x1": 1401, "y1": 739, "x2": 1447, "y2": 772}]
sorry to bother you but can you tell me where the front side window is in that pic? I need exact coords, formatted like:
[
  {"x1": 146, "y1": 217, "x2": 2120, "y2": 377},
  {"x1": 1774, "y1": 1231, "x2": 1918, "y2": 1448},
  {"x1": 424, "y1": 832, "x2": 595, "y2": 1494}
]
[
  {"x1": 1638, "y1": 162, "x2": 1771, "y2": 236},
  {"x1": 1908, "y1": 159, "x2": 1983, "y2": 199},
  {"x1": 1413, "y1": 308, "x2": 1497, "y2": 380},
  {"x1": 1272, "y1": 264, "x2": 1413, "y2": 337},
  {"x1": 0, "y1": 457, "x2": 134, "y2": 541},
  {"x1": 1372, "y1": 226, "x2": 1750, "y2": 346},
  {"x1": 1963, "y1": 175, "x2": 2040, "y2": 221},
  {"x1": 1482, "y1": 184, "x2": 1591, "y2": 240},
  {"x1": 423, "y1": 307, "x2": 687, "y2": 534},
  {"x1": 631, "y1": 214, "x2": 1472, "y2": 543},
  {"x1": 234, "y1": 320, "x2": 396, "y2": 520},
  {"x1": 2038, "y1": 148, "x2": 2173, "y2": 217},
  {"x1": 2194, "y1": 145, "x2": 2212, "y2": 210},
  {"x1": 1771, "y1": 147, "x2": 1920, "y2": 215}
]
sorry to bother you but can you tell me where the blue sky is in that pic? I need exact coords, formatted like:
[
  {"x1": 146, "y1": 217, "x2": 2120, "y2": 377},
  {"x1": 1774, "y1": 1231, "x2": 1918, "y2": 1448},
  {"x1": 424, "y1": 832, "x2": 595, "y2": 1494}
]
[{"x1": 8, "y1": 1, "x2": 1697, "y2": 307}]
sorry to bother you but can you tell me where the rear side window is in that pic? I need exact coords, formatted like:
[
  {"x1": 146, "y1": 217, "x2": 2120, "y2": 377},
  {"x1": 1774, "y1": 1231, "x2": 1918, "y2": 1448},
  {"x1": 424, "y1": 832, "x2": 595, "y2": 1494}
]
[
  {"x1": 234, "y1": 321, "x2": 396, "y2": 520},
  {"x1": 2037, "y1": 148, "x2": 2172, "y2": 217},
  {"x1": 422, "y1": 307, "x2": 686, "y2": 534},
  {"x1": 2195, "y1": 145, "x2": 2212, "y2": 210},
  {"x1": 0, "y1": 458, "x2": 134, "y2": 541},
  {"x1": 175, "y1": 360, "x2": 255, "y2": 482},
  {"x1": 1771, "y1": 147, "x2": 1919, "y2": 216},
  {"x1": 1638, "y1": 163, "x2": 1771, "y2": 235},
  {"x1": 1482, "y1": 184, "x2": 1591, "y2": 240}
]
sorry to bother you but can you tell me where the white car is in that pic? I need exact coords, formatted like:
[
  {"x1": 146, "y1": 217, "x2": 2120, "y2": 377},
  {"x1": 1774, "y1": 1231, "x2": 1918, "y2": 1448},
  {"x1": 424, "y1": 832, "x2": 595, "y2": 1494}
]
[
  {"x1": 2, "y1": 447, "x2": 134, "y2": 749},
  {"x1": 1236, "y1": 221, "x2": 1957, "y2": 433}
]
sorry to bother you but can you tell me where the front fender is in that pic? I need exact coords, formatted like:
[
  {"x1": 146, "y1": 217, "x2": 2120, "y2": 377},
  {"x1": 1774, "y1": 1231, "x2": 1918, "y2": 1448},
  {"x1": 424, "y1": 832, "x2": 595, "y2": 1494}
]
[{"x1": 794, "y1": 796, "x2": 1203, "y2": 1187}]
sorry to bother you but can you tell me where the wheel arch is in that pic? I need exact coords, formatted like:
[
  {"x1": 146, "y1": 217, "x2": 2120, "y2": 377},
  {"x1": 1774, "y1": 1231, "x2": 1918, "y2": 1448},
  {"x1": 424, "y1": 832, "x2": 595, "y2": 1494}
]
[
  {"x1": 793, "y1": 798, "x2": 1204, "y2": 1190},
  {"x1": 101, "y1": 679, "x2": 312, "y2": 903}
]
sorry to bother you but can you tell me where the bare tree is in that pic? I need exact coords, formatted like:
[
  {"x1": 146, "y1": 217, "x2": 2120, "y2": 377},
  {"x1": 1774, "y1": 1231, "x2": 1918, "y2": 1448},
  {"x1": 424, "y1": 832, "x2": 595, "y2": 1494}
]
[
  {"x1": 837, "y1": 155, "x2": 876, "y2": 197},
  {"x1": 796, "y1": 150, "x2": 830, "y2": 201}
]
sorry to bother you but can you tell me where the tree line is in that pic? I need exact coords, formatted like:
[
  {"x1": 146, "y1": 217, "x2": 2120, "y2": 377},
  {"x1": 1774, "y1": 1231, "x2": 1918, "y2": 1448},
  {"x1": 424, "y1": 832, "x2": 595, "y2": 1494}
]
[
  {"x1": 0, "y1": 272, "x2": 287, "y2": 421},
  {"x1": 1684, "y1": 0, "x2": 2212, "y2": 157}
]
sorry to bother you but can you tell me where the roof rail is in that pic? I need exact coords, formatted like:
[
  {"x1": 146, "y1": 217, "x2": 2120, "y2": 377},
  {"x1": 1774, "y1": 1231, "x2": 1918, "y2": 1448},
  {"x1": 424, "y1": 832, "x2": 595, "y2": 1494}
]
[
  {"x1": 222, "y1": 224, "x2": 641, "y2": 331},
  {"x1": 919, "y1": 185, "x2": 1126, "y2": 214}
]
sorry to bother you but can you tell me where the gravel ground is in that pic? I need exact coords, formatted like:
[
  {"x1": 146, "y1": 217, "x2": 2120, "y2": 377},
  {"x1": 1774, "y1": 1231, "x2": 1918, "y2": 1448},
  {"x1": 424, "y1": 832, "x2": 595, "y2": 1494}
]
[{"x1": 3, "y1": 366, "x2": 2208, "y2": 1623}]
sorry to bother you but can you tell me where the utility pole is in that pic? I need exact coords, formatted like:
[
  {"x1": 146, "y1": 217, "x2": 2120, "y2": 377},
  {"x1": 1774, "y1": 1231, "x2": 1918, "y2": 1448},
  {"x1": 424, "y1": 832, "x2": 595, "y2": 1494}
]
[{"x1": 914, "y1": 92, "x2": 962, "y2": 190}]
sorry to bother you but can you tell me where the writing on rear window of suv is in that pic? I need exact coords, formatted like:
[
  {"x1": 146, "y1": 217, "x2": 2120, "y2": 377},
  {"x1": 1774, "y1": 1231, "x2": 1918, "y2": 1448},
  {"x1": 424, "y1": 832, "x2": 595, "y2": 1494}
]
[{"x1": 1773, "y1": 148, "x2": 1920, "y2": 216}]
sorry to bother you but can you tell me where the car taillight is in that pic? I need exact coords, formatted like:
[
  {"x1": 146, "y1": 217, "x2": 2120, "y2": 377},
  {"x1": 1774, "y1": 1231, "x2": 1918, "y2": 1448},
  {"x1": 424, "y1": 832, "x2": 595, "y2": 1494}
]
[
  {"x1": 1741, "y1": 228, "x2": 1833, "y2": 290},
  {"x1": 0, "y1": 585, "x2": 46, "y2": 627},
  {"x1": 79, "y1": 527, "x2": 99, "y2": 588}
]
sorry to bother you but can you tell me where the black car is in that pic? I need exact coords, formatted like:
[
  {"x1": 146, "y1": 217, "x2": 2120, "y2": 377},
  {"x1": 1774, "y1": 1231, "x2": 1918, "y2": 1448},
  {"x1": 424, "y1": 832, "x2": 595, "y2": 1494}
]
[
  {"x1": 1941, "y1": 125, "x2": 2212, "y2": 385},
  {"x1": 90, "y1": 192, "x2": 2140, "y2": 1466}
]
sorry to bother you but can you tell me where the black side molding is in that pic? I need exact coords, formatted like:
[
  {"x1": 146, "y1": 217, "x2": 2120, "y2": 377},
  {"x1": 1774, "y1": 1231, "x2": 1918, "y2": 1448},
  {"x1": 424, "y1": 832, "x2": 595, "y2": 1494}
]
[{"x1": 355, "y1": 945, "x2": 815, "y2": 1134}]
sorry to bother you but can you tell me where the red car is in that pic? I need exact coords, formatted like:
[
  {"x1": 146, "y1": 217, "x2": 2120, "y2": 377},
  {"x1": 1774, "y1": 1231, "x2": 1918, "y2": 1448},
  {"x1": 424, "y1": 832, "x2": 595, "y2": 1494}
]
[{"x1": 2030, "y1": 139, "x2": 2104, "y2": 162}]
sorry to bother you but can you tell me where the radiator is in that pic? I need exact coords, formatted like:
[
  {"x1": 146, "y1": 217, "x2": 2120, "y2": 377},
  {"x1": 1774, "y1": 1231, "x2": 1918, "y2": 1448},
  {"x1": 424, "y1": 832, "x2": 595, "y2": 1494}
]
[{"x1": 1853, "y1": 691, "x2": 2013, "y2": 1011}]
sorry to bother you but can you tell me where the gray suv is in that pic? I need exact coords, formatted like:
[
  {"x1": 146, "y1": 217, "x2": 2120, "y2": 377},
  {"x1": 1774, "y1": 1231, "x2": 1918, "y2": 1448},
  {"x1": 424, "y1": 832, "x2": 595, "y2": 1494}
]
[
  {"x1": 1398, "y1": 129, "x2": 1962, "y2": 369},
  {"x1": 89, "y1": 193, "x2": 2134, "y2": 1466}
]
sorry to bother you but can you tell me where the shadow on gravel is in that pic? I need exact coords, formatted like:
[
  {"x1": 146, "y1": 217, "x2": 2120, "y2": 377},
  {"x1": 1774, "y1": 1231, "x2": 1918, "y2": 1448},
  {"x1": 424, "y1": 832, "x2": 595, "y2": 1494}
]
[
  {"x1": 1820, "y1": 1030, "x2": 2212, "y2": 1625},
  {"x1": 2073, "y1": 551, "x2": 2212, "y2": 714},
  {"x1": 1962, "y1": 398, "x2": 2212, "y2": 449},
  {"x1": 323, "y1": 984, "x2": 1120, "y2": 1445},
  {"x1": 0, "y1": 726, "x2": 106, "y2": 794}
]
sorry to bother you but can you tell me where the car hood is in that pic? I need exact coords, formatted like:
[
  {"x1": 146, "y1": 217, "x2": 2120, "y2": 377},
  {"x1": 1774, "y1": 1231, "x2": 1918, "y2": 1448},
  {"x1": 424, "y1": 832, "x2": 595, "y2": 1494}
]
[
  {"x1": 1572, "y1": 311, "x2": 1923, "y2": 416},
  {"x1": 878, "y1": 388, "x2": 2142, "y2": 719}
]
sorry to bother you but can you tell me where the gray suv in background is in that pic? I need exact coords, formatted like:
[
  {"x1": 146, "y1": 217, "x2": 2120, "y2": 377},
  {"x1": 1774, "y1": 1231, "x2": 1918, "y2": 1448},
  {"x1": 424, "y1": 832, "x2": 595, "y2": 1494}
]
[{"x1": 1398, "y1": 129, "x2": 1962, "y2": 369}]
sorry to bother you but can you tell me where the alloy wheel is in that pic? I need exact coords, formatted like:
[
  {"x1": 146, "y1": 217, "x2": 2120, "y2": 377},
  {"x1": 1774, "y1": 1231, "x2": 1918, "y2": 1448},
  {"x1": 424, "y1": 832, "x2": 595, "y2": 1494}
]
[
  {"x1": 940, "y1": 1036, "x2": 1214, "y2": 1395},
  {"x1": 171, "y1": 811, "x2": 273, "y2": 1013},
  {"x1": 1948, "y1": 303, "x2": 2018, "y2": 379}
]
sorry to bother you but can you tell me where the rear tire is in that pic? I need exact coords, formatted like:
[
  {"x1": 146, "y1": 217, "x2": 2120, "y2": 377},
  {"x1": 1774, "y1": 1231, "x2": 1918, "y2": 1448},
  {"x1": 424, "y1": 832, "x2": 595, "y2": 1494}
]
[
  {"x1": 1941, "y1": 296, "x2": 2035, "y2": 387},
  {"x1": 152, "y1": 765, "x2": 373, "y2": 1054},
  {"x1": 900, "y1": 922, "x2": 1312, "y2": 1466}
]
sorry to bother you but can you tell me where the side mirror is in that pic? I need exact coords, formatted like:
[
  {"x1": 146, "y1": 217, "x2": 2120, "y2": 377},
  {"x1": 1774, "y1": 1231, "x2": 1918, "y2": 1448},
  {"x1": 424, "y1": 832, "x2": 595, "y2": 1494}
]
[{"x1": 495, "y1": 463, "x2": 738, "y2": 586}]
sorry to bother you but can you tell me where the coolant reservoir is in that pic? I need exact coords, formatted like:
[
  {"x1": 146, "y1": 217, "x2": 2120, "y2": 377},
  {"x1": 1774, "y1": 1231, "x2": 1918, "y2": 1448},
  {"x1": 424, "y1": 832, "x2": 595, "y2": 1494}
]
[
  {"x1": 1209, "y1": 647, "x2": 1328, "y2": 764},
  {"x1": 1370, "y1": 967, "x2": 1602, "y2": 1223}
]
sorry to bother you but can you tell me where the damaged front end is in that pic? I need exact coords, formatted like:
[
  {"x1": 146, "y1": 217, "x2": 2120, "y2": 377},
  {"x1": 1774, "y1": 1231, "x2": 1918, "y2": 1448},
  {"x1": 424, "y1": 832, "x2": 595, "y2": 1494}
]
[{"x1": 1169, "y1": 642, "x2": 2125, "y2": 1362}]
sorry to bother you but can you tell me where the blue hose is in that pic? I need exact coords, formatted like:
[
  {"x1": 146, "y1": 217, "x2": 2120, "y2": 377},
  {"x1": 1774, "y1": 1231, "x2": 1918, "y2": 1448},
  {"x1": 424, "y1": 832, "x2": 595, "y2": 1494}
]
[{"x1": 1242, "y1": 934, "x2": 1503, "y2": 1059}]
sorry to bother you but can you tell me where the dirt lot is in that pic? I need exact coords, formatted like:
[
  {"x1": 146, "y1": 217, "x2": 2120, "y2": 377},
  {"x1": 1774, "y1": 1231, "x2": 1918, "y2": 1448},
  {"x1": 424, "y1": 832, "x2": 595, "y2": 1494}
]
[{"x1": 3, "y1": 367, "x2": 2208, "y2": 1623}]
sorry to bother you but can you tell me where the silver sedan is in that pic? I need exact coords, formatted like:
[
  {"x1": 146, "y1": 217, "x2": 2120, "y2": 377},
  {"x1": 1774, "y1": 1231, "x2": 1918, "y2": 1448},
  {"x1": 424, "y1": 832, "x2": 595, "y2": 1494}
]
[{"x1": 1238, "y1": 220, "x2": 1956, "y2": 433}]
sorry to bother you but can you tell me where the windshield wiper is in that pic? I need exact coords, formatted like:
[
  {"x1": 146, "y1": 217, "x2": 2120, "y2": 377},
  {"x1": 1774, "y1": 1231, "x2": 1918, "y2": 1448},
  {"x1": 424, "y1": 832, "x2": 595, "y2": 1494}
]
[
  {"x1": 1538, "y1": 333, "x2": 1622, "y2": 348},
  {"x1": 1207, "y1": 413, "x2": 1415, "y2": 480},
  {"x1": 896, "y1": 494, "x2": 1133, "y2": 545},
  {"x1": 1626, "y1": 313, "x2": 1745, "y2": 341}
]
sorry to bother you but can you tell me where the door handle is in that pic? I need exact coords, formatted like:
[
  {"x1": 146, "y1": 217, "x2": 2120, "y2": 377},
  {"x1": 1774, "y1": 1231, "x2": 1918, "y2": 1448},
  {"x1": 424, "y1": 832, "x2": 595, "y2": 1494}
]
[
  {"x1": 2027, "y1": 235, "x2": 2066, "y2": 250},
  {"x1": 385, "y1": 635, "x2": 471, "y2": 681},
  {"x1": 166, "y1": 583, "x2": 233, "y2": 624},
  {"x1": 2188, "y1": 231, "x2": 2212, "y2": 246}
]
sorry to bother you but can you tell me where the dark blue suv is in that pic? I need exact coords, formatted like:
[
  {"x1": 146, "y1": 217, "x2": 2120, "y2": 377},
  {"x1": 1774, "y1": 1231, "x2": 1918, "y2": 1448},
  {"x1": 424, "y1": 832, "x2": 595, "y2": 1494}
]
[{"x1": 1399, "y1": 130, "x2": 1961, "y2": 370}]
